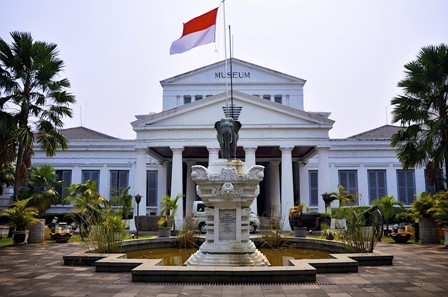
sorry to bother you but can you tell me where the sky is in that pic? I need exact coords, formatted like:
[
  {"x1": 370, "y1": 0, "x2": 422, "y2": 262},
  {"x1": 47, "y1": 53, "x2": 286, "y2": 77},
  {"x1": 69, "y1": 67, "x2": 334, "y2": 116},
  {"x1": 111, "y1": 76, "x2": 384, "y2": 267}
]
[{"x1": 1, "y1": 0, "x2": 448, "y2": 139}]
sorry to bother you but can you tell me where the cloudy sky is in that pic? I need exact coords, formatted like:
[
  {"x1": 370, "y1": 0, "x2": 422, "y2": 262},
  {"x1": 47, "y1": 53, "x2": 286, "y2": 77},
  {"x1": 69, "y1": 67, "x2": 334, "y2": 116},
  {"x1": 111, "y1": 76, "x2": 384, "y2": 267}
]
[{"x1": 1, "y1": 0, "x2": 447, "y2": 139}]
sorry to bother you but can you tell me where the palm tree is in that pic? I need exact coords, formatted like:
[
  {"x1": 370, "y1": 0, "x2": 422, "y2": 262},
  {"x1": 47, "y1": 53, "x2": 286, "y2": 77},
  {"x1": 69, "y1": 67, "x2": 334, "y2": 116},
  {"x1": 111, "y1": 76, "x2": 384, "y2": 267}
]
[
  {"x1": 391, "y1": 44, "x2": 448, "y2": 186},
  {"x1": 0, "y1": 32, "x2": 75, "y2": 198},
  {"x1": 64, "y1": 180, "x2": 107, "y2": 238},
  {"x1": 372, "y1": 195, "x2": 404, "y2": 234},
  {"x1": 159, "y1": 194, "x2": 183, "y2": 231},
  {"x1": 23, "y1": 164, "x2": 62, "y2": 213}
]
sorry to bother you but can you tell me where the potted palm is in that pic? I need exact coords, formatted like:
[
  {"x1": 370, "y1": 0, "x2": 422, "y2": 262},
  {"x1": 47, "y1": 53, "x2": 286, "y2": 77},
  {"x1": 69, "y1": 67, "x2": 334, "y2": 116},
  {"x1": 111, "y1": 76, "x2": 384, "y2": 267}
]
[
  {"x1": 329, "y1": 185, "x2": 355, "y2": 229},
  {"x1": 158, "y1": 194, "x2": 182, "y2": 237},
  {"x1": 2, "y1": 198, "x2": 40, "y2": 244},
  {"x1": 372, "y1": 195, "x2": 404, "y2": 236},
  {"x1": 428, "y1": 191, "x2": 448, "y2": 248},
  {"x1": 412, "y1": 192, "x2": 440, "y2": 244}
]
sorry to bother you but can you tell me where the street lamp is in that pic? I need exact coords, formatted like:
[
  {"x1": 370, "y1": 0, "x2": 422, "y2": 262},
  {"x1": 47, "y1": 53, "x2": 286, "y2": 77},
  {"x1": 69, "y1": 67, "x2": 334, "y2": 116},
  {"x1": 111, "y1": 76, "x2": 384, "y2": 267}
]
[{"x1": 135, "y1": 194, "x2": 142, "y2": 239}]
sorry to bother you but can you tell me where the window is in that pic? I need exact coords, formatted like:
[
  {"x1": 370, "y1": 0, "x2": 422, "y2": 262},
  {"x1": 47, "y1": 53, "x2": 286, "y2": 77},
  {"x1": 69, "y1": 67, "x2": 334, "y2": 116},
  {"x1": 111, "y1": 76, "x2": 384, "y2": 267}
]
[
  {"x1": 195, "y1": 95, "x2": 203, "y2": 101},
  {"x1": 82, "y1": 170, "x2": 100, "y2": 191},
  {"x1": 368, "y1": 170, "x2": 387, "y2": 204},
  {"x1": 263, "y1": 94, "x2": 271, "y2": 100},
  {"x1": 146, "y1": 170, "x2": 158, "y2": 207},
  {"x1": 183, "y1": 95, "x2": 191, "y2": 104},
  {"x1": 309, "y1": 170, "x2": 318, "y2": 206},
  {"x1": 397, "y1": 169, "x2": 415, "y2": 205},
  {"x1": 110, "y1": 170, "x2": 129, "y2": 198},
  {"x1": 55, "y1": 170, "x2": 72, "y2": 204},
  {"x1": 274, "y1": 95, "x2": 282, "y2": 104},
  {"x1": 338, "y1": 170, "x2": 358, "y2": 205}
]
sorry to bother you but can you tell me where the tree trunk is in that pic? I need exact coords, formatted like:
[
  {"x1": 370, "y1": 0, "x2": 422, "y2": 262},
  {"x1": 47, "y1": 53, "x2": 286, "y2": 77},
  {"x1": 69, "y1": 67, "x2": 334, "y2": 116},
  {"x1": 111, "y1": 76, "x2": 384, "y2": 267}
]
[{"x1": 13, "y1": 144, "x2": 24, "y2": 198}]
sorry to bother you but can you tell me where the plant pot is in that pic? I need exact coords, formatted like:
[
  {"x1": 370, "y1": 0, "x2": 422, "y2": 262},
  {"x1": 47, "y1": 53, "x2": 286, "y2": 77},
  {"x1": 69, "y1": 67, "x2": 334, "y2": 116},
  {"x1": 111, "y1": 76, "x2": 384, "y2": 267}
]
[
  {"x1": 419, "y1": 217, "x2": 440, "y2": 244},
  {"x1": 13, "y1": 230, "x2": 29, "y2": 245},
  {"x1": 158, "y1": 227, "x2": 171, "y2": 237},
  {"x1": 28, "y1": 219, "x2": 45, "y2": 244},
  {"x1": 326, "y1": 233, "x2": 334, "y2": 240},
  {"x1": 294, "y1": 227, "x2": 307, "y2": 237}
]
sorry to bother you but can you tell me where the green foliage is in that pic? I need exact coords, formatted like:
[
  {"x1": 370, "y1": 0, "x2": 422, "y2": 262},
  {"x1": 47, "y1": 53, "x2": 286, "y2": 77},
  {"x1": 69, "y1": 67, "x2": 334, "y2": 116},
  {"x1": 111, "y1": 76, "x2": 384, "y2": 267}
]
[
  {"x1": 63, "y1": 180, "x2": 108, "y2": 238},
  {"x1": 428, "y1": 191, "x2": 448, "y2": 228},
  {"x1": 19, "y1": 164, "x2": 63, "y2": 213},
  {"x1": 372, "y1": 195, "x2": 404, "y2": 230},
  {"x1": 176, "y1": 217, "x2": 199, "y2": 249},
  {"x1": 0, "y1": 162, "x2": 14, "y2": 195},
  {"x1": 0, "y1": 31, "x2": 75, "y2": 197},
  {"x1": 339, "y1": 208, "x2": 380, "y2": 252},
  {"x1": 395, "y1": 209, "x2": 416, "y2": 224},
  {"x1": 110, "y1": 186, "x2": 133, "y2": 220},
  {"x1": 411, "y1": 192, "x2": 435, "y2": 218},
  {"x1": 81, "y1": 207, "x2": 127, "y2": 253},
  {"x1": 391, "y1": 44, "x2": 448, "y2": 185},
  {"x1": 329, "y1": 185, "x2": 355, "y2": 218},
  {"x1": 158, "y1": 194, "x2": 182, "y2": 230},
  {"x1": 1, "y1": 198, "x2": 40, "y2": 231}
]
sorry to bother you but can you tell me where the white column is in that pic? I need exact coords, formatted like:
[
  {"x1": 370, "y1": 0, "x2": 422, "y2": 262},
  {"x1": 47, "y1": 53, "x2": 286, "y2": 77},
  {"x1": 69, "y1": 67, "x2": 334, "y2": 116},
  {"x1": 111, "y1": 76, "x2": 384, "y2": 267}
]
[
  {"x1": 270, "y1": 161, "x2": 281, "y2": 218},
  {"x1": 299, "y1": 162, "x2": 309, "y2": 207},
  {"x1": 170, "y1": 146, "x2": 184, "y2": 229},
  {"x1": 280, "y1": 146, "x2": 294, "y2": 231},
  {"x1": 358, "y1": 163, "x2": 368, "y2": 206},
  {"x1": 186, "y1": 161, "x2": 196, "y2": 217},
  {"x1": 207, "y1": 147, "x2": 220, "y2": 163},
  {"x1": 244, "y1": 146, "x2": 258, "y2": 214},
  {"x1": 157, "y1": 161, "x2": 168, "y2": 212},
  {"x1": 133, "y1": 147, "x2": 147, "y2": 231},
  {"x1": 317, "y1": 147, "x2": 330, "y2": 213},
  {"x1": 99, "y1": 164, "x2": 109, "y2": 199},
  {"x1": 387, "y1": 164, "x2": 397, "y2": 199}
]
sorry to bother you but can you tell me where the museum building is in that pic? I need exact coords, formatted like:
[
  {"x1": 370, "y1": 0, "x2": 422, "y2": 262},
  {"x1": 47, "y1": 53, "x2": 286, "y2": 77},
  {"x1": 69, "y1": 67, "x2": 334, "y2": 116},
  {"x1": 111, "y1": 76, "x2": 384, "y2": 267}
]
[{"x1": 4, "y1": 58, "x2": 435, "y2": 230}]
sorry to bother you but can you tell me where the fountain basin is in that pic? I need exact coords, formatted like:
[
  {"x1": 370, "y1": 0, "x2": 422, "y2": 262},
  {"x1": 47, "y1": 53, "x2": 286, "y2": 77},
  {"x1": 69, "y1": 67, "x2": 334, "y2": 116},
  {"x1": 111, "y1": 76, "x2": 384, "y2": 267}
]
[{"x1": 63, "y1": 236, "x2": 393, "y2": 283}]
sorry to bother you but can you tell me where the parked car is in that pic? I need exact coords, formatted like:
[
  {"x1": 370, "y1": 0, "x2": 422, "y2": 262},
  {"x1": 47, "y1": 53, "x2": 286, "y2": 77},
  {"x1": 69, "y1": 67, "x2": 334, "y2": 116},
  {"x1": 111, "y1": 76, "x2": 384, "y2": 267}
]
[{"x1": 192, "y1": 201, "x2": 259, "y2": 234}]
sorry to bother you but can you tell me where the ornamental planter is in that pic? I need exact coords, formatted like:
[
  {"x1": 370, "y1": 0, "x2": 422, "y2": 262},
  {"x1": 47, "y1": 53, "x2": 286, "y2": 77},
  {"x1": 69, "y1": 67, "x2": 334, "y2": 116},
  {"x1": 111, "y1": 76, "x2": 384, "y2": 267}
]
[
  {"x1": 158, "y1": 227, "x2": 171, "y2": 237},
  {"x1": 294, "y1": 227, "x2": 307, "y2": 237},
  {"x1": 419, "y1": 217, "x2": 440, "y2": 244},
  {"x1": 13, "y1": 230, "x2": 29, "y2": 245}
]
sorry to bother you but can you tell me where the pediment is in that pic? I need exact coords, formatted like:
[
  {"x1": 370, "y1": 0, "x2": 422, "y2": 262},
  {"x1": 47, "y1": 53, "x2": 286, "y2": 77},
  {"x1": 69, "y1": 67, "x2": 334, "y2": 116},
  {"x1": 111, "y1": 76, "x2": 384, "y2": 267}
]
[
  {"x1": 132, "y1": 91, "x2": 333, "y2": 130},
  {"x1": 160, "y1": 58, "x2": 306, "y2": 86}
]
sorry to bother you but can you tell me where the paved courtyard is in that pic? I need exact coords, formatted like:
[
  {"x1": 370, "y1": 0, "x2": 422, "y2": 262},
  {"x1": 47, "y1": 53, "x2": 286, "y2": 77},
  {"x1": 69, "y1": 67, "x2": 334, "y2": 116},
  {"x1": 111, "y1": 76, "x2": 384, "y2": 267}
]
[{"x1": 0, "y1": 241, "x2": 447, "y2": 297}]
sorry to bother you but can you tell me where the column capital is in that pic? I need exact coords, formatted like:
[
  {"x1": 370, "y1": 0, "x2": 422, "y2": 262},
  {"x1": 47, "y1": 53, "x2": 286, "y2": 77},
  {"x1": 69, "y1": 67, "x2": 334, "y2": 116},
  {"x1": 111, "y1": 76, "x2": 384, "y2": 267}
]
[
  {"x1": 280, "y1": 146, "x2": 294, "y2": 153},
  {"x1": 244, "y1": 146, "x2": 258, "y2": 151},
  {"x1": 135, "y1": 147, "x2": 147, "y2": 153},
  {"x1": 207, "y1": 147, "x2": 220, "y2": 153},
  {"x1": 170, "y1": 146, "x2": 184, "y2": 154},
  {"x1": 270, "y1": 160, "x2": 281, "y2": 166}
]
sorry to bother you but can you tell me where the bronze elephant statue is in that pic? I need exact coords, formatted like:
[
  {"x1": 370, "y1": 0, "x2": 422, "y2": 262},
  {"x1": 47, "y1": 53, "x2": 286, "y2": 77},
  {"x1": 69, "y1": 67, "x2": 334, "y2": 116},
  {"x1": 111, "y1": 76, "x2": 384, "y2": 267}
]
[{"x1": 214, "y1": 118, "x2": 242, "y2": 160}]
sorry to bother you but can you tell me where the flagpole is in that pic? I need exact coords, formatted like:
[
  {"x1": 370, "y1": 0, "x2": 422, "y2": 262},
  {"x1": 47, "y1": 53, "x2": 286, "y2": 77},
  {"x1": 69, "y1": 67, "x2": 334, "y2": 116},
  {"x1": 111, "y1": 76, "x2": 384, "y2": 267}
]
[{"x1": 221, "y1": 0, "x2": 229, "y2": 117}]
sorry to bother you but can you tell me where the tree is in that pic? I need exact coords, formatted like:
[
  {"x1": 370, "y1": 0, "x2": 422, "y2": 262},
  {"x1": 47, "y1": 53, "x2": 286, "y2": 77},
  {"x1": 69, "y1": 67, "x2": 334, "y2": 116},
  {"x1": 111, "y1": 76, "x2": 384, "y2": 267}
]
[
  {"x1": 20, "y1": 164, "x2": 62, "y2": 213},
  {"x1": 391, "y1": 44, "x2": 448, "y2": 187},
  {"x1": 0, "y1": 32, "x2": 75, "y2": 198},
  {"x1": 372, "y1": 195, "x2": 404, "y2": 233}
]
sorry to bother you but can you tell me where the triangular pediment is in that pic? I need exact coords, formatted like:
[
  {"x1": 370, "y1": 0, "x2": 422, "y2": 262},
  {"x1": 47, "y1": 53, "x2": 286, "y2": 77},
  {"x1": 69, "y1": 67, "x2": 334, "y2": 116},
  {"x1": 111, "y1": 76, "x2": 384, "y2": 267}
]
[
  {"x1": 160, "y1": 58, "x2": 306, "y2": 86},
  {"x1": 132, "y1": 91, "x2": 333, "y2": 130}
]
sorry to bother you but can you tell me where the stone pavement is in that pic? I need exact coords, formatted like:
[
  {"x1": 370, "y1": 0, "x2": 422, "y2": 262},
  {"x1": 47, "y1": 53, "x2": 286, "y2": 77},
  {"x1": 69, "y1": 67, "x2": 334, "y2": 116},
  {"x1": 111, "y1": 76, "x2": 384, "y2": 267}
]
[{"x1": 0, "y1": 241, "x2": 447, "y2": 297}]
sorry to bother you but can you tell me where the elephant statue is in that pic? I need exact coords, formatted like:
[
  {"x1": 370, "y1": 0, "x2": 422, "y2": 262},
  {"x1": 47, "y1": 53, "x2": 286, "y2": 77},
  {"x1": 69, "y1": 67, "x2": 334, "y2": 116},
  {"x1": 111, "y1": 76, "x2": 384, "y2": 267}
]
[{"x1": 214, "y1": 117, "x2": 242, "y2": 160}]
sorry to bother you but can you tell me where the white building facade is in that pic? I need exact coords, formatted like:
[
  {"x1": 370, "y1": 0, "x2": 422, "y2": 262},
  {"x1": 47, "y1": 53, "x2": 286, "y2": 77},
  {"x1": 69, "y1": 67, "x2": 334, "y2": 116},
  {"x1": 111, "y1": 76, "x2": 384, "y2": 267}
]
[{"x1": 5, "y1": 58, "x2": 435, "y2": 230}]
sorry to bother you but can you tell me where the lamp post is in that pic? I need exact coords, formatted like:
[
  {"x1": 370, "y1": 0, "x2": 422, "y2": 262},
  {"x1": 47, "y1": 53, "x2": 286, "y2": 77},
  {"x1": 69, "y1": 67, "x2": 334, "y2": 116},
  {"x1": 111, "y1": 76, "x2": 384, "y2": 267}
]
[{"x1": 135, "y1": 194, "x2": 142, "y2": 239}]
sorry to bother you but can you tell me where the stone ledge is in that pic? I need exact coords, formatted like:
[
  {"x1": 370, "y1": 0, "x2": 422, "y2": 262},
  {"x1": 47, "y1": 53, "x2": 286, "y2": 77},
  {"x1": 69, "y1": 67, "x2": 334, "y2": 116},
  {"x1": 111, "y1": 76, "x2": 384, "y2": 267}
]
[{"x1": 63, "y1": 250, "x2": 393, "y2": 283}]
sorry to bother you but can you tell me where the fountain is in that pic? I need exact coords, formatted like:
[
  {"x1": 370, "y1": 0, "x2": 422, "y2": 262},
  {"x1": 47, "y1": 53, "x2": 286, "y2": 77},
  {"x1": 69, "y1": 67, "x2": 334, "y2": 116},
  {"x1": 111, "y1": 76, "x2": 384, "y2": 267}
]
[{"x1": 186, "y1": 117, "x2": 269, "y2": 266}]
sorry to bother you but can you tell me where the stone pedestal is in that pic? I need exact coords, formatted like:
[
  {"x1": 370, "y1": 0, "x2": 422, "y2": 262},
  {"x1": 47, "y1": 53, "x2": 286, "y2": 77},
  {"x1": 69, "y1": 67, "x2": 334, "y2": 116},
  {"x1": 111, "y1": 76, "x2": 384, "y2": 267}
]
[{"x1": 186, "y1": 159, "x2": 270, "y2": 266}]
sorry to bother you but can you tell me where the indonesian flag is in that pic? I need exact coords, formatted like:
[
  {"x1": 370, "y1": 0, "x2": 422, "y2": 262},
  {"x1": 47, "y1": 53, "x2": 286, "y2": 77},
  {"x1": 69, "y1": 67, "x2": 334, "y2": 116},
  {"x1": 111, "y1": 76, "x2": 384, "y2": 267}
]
[{"x1": 170, "y1": 7, "x2": 219, "y2": 55}]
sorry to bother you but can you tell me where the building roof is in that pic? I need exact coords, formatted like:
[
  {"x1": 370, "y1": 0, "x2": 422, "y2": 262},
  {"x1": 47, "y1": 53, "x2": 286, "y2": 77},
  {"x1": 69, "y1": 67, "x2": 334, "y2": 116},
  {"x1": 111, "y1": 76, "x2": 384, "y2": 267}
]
[
  {"x1": 59, "y1": 127, "x2": 118, "y2": 140},
  {"x1": 347, "y1": 125, "x2": 401, "y2": 140}
]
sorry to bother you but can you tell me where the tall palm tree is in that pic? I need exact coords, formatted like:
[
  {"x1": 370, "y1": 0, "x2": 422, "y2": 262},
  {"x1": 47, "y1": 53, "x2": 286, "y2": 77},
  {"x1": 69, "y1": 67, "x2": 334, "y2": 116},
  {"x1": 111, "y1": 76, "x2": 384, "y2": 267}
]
[
  {"x1": 0, "y1": 31, "x2": 75, "y2": 198},
  {"x1": 391, "y1": 44, "x2": 448, "y2": 186}
]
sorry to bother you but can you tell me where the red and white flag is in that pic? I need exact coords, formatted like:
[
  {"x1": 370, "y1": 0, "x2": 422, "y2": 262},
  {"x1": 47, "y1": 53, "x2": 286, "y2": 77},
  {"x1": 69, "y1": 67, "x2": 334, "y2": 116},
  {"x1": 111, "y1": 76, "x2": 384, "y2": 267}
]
[{"x1": 170, "y1": 7, "x2": 219, "y2": 55}]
